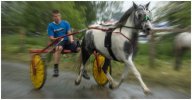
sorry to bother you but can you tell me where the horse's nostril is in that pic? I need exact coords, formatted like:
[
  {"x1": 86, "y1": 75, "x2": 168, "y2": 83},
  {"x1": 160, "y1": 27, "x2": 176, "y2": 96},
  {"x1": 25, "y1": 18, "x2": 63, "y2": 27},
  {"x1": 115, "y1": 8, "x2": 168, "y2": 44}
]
[{"x1": 146, "y1": 28, "x2": 151, "y2": 31}]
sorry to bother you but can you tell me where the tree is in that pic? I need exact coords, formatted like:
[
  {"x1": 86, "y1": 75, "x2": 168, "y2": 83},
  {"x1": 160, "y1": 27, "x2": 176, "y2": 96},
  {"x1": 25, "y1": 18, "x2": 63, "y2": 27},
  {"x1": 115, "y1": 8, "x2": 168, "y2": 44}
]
[
  {"x1": 95, "y1": 1, "x2": 123, "y2": 22},
  {"x1": 1, "y1": 1, "x2": 124, "y2": 35},
  {"x1": 74, "y1": 1, "x2": 97, "y2": 25},
  {"x1": 154, "y1": 1, "x2": 191, "y2": 28},
  {"x1": 1, "y1": 1, "x2": 27, "y2": 33}
]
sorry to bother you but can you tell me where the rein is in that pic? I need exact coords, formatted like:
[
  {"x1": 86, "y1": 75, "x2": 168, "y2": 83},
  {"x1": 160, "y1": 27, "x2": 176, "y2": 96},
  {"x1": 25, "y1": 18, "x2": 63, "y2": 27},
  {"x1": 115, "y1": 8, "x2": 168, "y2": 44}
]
[
  {"x1": 121, "y1": 25, "x2": 142, "y2": 30},
  {"x1": 40, "y1": 25, "x2": 140, "y2": 54},
  {"x1": 40, "y1": 28, "x2": 87, "y2": 53}
]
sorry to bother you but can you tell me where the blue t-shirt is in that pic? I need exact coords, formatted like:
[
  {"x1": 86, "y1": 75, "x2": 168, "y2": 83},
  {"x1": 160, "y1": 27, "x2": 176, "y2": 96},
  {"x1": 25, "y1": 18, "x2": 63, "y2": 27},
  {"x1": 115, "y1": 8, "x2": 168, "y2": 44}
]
[{"x1": 47, "y1": 20, "x2": 71, "y2": 40}]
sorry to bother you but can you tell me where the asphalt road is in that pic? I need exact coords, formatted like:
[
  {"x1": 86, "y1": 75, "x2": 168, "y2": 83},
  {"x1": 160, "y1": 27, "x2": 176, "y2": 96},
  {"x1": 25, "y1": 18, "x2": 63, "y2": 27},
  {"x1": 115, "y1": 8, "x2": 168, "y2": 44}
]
[{"x1": 1, "y1": 61, "x2": 190, "y2": 99}]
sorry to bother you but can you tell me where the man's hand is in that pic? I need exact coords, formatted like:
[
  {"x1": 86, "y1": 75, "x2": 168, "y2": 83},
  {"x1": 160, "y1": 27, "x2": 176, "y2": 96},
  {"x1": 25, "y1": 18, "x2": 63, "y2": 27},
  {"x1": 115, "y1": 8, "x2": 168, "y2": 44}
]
[
  {"x1": 49, "y1": 36, "x2": 59, "y2": 41},
  {"x1": 69, "y1": 39, "x2": 74, "y2": 43}
]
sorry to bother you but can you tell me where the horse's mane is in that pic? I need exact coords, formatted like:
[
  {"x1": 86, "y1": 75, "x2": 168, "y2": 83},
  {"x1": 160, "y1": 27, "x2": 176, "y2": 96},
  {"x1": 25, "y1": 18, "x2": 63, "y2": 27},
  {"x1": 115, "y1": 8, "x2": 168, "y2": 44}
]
[{"x1": 115, "y1": 6, "x2": 134, "y2": 28}]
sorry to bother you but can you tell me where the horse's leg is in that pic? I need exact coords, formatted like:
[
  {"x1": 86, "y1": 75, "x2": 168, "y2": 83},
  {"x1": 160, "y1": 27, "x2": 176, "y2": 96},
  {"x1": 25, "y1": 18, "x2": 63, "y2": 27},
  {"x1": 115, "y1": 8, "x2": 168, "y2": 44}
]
[
  {"x1": 105, "y1": 71, "x2": 119, "y2": 89},
  {"x1": 175, "y1": 48, "x2": 180, "y2": 70},
  {"x1": 102, "y1": 58, "x2": 110, "y2": 74},
  {"x1": 125, "y1": 55, "x2": 151, "y2": 95},
  {"x1": 109, "y1": 55, "x2": 134, "y2": 89},
  {"x1": 99, "y1": 57, "x2": 119, "y2": 89},
  {"x1": 175, "y1": 48, "x2": 182, "y2": 71},
  {"x1": 117, "y1": 62, "x2": 129, "y2": 87},
  {"x1": 102, "y1": 59, "x2": 129, "y2": 89},
  {"x1": 75, "y1": 41, "x2": 92, "y2": 85}
]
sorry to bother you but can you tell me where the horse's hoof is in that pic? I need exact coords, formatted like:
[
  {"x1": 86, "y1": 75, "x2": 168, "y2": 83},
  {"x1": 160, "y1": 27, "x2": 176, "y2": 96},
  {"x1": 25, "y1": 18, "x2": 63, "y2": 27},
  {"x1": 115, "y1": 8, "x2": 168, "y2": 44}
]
[
  {"x1": 144, "y1": 89, "x2": 152, "y2": 96},
  {"x1": 109, "y1": 84, "x2": 113, "y2": 89},
  {"x1": 75, "y1": 80, "x2": 80, "y2": 85},
  {"x1": 109, "y1": 82, "x2": 119, "y2": 89}
]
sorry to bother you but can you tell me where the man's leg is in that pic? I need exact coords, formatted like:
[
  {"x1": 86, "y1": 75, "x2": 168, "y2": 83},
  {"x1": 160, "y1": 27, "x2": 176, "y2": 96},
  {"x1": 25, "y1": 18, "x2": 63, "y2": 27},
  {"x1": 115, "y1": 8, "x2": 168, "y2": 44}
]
[{"x1": 53, "y1": 46, "x2": 63, "y2": 77}]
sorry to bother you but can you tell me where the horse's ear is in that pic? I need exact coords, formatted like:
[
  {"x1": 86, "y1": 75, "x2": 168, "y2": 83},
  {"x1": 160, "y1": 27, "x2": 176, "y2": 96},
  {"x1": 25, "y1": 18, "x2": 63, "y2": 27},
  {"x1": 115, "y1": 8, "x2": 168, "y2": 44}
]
[
  {"x1": 133, "y1": 2, "x2": 138, "y2": 9},
  {"x1": 145, "y1": 2, "x2": 150, "y2": 10}
]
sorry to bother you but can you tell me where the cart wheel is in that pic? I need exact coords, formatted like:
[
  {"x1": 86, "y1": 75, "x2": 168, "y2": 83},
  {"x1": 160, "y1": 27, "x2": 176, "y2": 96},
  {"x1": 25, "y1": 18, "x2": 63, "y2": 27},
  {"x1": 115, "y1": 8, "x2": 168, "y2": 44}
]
[
  {"x1": 30, "y1": 54, "x2": 46, "y2": 89},
  {"x1": 93, "y1": 55, "x2": 110, "y2": 86}
]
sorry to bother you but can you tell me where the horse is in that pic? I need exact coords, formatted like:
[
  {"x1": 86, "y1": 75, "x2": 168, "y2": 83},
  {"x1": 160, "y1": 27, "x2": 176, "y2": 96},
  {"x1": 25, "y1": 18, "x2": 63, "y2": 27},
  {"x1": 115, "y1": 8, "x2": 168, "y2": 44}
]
[
  {"x1": 75, "y1": 2, "x2": 153, "y2": 95},
  {"x1": 174, "y1": 32, "x2": 191, "y2": 70}
]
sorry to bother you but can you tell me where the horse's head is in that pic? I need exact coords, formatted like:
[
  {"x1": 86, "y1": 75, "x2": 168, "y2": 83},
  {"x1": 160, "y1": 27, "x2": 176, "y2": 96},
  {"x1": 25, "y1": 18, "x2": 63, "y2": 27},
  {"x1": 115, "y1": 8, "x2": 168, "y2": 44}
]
[{"x1": 133, "y1": 2, "x2": 153, "y2": 34}]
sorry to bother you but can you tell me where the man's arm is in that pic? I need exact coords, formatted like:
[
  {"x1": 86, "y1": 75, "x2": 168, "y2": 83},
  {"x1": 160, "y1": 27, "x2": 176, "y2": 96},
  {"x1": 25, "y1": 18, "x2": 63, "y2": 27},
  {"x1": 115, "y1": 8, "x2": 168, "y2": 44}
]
[
  {"x1": 67, "y1": 30, "x2": 74, "y2": 43},
  {"x1": 48, "y1": 24, "x2": 57, "y2": 41},
  {"x1": 65, "y1": 21, "x2": 74, "y2": 43}
]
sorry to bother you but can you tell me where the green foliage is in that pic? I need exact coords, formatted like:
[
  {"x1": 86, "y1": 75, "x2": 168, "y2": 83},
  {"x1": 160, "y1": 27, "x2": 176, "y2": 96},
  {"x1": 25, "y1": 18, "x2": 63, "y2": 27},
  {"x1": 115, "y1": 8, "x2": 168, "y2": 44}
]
[
  {"x1": 137, "y1": 43, "x2": 149, "y2": 56},
  {"x1": 156, "y1": 34, "x2": 191, "y2": 60},
  {"x1": 74, "y1": 1, "x2": 97, "y2": 25},
  {"x1": 2, "y1": 1, "x2": 123, "y2": 35},
  {"x1": 136, "y1": 35, "x2": 190, "y2": 61},
  {"x1": 1, "y1": 1, "x2": 92, "y2": 34},
  {"x1": 155, "y1": 1, "x2": 191, "y2": 28},
  {"x1": 2, "y1": 33, "x2": 48, "y2": 54},
  {"x1": 156, "y1": 35, "x2": 175, "y2": 58}
]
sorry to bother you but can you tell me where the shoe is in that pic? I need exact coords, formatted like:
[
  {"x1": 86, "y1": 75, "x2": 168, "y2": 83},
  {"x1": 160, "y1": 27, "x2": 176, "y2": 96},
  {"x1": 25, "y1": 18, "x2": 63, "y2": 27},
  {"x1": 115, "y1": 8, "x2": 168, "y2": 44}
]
[
  {"x1": 82, "y1": 70, "x2": 90, "y2": 80},
  {"x1": 53, "y1": 68, "x2": 59, "y2": 77}
]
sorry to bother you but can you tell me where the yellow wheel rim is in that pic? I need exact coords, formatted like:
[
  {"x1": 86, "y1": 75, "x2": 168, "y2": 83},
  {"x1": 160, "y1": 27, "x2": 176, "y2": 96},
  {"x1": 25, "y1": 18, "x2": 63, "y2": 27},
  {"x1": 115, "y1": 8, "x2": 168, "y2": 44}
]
[
  {"x1": 30, "y1": 54, "x2": 46, "y2": 89},
  {"x1": 93, "y1": 55, "x2": 110, "y2": 86}
]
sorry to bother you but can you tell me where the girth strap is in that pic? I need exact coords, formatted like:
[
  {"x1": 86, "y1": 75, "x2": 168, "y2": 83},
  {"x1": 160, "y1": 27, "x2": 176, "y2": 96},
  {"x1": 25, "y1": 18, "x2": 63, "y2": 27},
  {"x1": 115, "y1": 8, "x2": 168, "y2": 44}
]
[{"x1": 104, "y1": 30, "x2": 118, "y2": 61}]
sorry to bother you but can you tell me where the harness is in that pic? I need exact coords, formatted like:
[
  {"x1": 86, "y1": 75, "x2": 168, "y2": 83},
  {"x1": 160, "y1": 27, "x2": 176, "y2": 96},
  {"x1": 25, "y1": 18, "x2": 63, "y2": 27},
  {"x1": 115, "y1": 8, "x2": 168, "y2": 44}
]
[
  {"x1": 88, "y1": 25, "x2": 141, "y2": 61},
  {"x1": 88, "y1": 13, "x2": 151, "y2": 60},
  {"x1": 104, "y1": 29, "x2": 118, "y2": 60}
]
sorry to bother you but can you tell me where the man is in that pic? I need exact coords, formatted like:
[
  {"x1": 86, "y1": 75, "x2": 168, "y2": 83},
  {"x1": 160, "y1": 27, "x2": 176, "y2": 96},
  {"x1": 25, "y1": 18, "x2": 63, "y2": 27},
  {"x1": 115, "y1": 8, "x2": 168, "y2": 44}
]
[{"x1": 47, "y1": 9, "x2": 90, "y2": 79}]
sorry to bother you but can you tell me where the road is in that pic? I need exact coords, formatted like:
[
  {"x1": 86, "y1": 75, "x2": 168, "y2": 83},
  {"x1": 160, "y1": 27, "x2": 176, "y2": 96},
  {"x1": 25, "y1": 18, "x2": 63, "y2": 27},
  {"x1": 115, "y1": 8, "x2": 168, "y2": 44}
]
[{"x1": 1, "y1": 61, "x2": 190, "y2": 99}]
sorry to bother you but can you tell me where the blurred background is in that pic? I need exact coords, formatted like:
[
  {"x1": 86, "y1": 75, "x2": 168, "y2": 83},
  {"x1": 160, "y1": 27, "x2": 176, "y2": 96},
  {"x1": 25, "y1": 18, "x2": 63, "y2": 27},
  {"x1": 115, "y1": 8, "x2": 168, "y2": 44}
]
[{"x1": 1, "y1": 1, "x2": 191, "y2": 98}]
